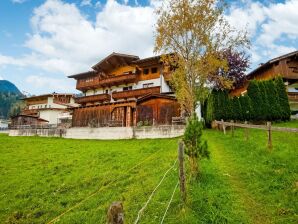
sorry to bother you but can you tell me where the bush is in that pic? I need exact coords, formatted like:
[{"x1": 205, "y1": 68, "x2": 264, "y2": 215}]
[
  {"x1": 203, "y1": 77, "x2": 290, "y2": 123},
  {"x1": 274, "y1": 76, "x2": 291, "y2": 120},
  {"x1": 183, "y1": 114, "x2": 209, "y2": 176}
]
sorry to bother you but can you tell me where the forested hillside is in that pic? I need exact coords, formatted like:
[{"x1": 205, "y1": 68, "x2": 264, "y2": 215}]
[{"x1": 0, "y1": 80, "x2": 24, "y2": 118}]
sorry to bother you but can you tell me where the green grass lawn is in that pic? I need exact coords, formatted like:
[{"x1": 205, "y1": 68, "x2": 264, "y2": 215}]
[{"x1": 0, "y1": 121, "x2": 297, "y2": 223}]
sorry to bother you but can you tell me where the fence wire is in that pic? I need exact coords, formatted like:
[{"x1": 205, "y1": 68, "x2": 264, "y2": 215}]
[{"x1": 134, "y1": 159, "x2": 177, "y2": 224}]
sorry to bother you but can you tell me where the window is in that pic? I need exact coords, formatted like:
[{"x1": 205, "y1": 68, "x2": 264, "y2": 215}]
[
  {"x1": 45, "y1": 105, "x2": 47, "y2": 108},
  {"x1": 151, "y1": 67, "x2": 158, "y2": 73},
  {"x1": 85, "y1": 77, "x2": 94, "y2": 82},
  {"x1": 143, "y1": 83, "x2": 154, "y2": 88},
  {"x1": 123, "y1": 86, "x2": 133, "y2": 91},
  {"x1": 105, "y1": 89, "x2": 109, "y2": 94},
  {"x1": 143, "y1": 68, "x2": 149, "y2": 75}
]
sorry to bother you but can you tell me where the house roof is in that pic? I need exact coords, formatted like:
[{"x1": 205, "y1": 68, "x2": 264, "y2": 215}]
[
  {"x1": 137, "y1": 93, "x2": 176, "y2": 103},
  {"x1": 247, "y1": 50, "x2": 298, "y2": 79},
  {"x1": 92, "y1": 52, "x2": 139, "y2": 72},
  {"x1": 68, "y1": 53, "x2": 166, "y2": 79},
  {"x1": 133, "y1": 55, "x2": 161, "y2": 66},
  {"x1": 22, "y1": 93, "x2": 74, "y2": 101},
  {"x1": 11, "y1": 114, "x2": 49, "y2": 122},
  {"x1": 68, "y1": 71, "x2": 96, "y2": 79}
]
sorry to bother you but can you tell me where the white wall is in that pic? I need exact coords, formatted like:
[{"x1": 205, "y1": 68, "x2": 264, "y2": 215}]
[
  {"x1": 195, "y1": 103, "x2": 202, "y2": 120},
  {"x1": 29, "y1": 96, "x2": 69, "y2": 109},
  {"x1": 39, "y1": 110, "x2": 64, "y2": 124},
  {"x1": 160, "y1": 74, "x2": 172, "y2": 93}
]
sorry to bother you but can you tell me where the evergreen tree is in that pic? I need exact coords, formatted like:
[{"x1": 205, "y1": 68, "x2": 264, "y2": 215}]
[
  {"x1": 266, "y1": 79, "x2": 281, "y2": 120},
  {"x1": 247, "y1": 80, "x2": 263, "y2": 121},
  {"x1": 239, "y1": 94, "x2": 253, "y2": 121},
  {"x1": 275, "y1": 77, "x2": 291, "y2": 120},
  {"x1": 183, "y1": 114, "x2": 209, "y2": 176},
  {"x1": 259, "y1": 81, "x2": 271, "y2": 120},
  {"x1": 205, "y1": 93, "x2": 215, "y2": 126}
]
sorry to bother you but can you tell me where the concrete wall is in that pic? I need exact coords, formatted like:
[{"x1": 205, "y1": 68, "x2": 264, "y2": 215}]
[
  {"x1": 134, "y1": 125, "x2": 185, "y2": 139},
  {"x1": 65, "y1": 127, "x2": 134, "y2": 140},
  {"x1": 9, "y1": 129, "x2": 65, "y2": 137},
  {"x1": 9, "y1": 125, "x2": 185, "y2": 139}
]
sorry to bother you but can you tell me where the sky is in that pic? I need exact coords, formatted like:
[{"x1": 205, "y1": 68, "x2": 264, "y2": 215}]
[{"x1": 0, "y1": 0, "x2": 297, "y2": 94}]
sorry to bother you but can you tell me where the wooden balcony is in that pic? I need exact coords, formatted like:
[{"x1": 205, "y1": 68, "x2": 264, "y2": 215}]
[
  {"x1": 75, "y1": 94, "x2": 111, "y2": 104},
  {"x1": 112, "y1": 86, "x2": 160, "y2": 100},
  {"x1": 21, "y1": 109, "x2": 39, "y2": 115},
  {"x1": 76, "y1": 74, "x2": 137, "y2": 90}
]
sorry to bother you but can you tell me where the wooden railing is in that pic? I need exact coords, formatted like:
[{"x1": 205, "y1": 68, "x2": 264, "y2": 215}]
[
  {"x1": 112, "y1": 86, "x2": 160, "y2": 100},
  {"x1": 75, "y1": 94, "x2": 111, "y2": 104},
  {"x1": 288, "y1": 92, "x2": 298, "y2": 101},
  {"x1": 99, "y1": 74, "x2": 136, "y2": 87},
  {"x1": 214, "y1": 120, "x2": 298, "y2": 133},
  {"x1": 21, "y1": 109, "x2": 39, "y2": 115},
  {"x1": 76, "y1": 74, "x2": 137, "y2": 90},
  {"x1": 214, "y1": 120, "x2": 298, "y2": 149}
]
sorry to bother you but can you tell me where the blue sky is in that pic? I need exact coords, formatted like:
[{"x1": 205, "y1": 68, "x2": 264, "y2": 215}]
[{"x1": 0, "y1": 0, "x2": 297, "y2": 94}]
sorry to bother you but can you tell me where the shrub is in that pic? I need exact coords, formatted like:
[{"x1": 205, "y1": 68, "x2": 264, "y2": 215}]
[
  {"x1": 183, "y1": 114, "x2": 209, "y2": 176},
  {"x1": 274, "y1": 76, "x2": 291, "y2": 120}
]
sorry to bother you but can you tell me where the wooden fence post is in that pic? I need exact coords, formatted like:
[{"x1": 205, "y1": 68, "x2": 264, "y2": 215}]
[
  {"x1": 178, "y1": 141, "x2": 186, "y2": 203},
  {"x1": 231, "y1": 120, "x2": 234, "y2": 137},
  {"x1": 107, "y1": 201, "x2": 124, "y2": 224},
  {"x1": 221, "y1": 119, "x2": 226, "y2": 135},
  {"x1": 244, "y1": 121, "x2": 249, "y2": 141},
  {"x1": 267, "y1": 122, "x2": 272, "y2": 150}
]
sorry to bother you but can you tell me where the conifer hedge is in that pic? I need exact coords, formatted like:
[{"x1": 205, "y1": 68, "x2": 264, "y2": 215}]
[{"x1": 204, "y1": 76, "x2": 291, "y2": 124}]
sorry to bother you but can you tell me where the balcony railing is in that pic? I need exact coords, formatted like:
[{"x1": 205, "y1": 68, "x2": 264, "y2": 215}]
[
  {"x1": 76, "y1": 74, "x2": 137, "y2": 90},
  {"x1": 21, "y1": 109, "x2": 39, "y2": 115},
  {"x1": 112, "y1": 86, "x2": 160, "y2": 100},
  {"x1": 75, "y1": 94, "x2": 111, "y2": 104}
]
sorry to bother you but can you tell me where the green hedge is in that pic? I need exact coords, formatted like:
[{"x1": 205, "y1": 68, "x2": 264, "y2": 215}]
[{"x1": 204, "y1": 76, "x2": 291, "y2": 124}]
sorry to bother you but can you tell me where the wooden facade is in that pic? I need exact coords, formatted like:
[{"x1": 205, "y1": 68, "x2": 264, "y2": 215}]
[
  {"x1": 69, "y1": 53, "x2": 179, "y2": 127},
  {"x1": 231, "y1": 51, "x2": 298, "y2": 96},
  {"x1": 10, "y1": 115, "x2": 49, "y2": 126}
]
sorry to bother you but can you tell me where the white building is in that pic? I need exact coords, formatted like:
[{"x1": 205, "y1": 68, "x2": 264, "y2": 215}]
[{"x1": 21, "y1": 93, "x2": 77, "y2": 125}]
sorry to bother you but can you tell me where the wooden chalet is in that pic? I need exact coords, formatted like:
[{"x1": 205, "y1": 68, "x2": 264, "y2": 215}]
[
  {"x1": 231, "y1": 50, "x2": 298, "y2": 96},
  {"x1": 68, "y1": 52, "x2": 180, "y2": 127}
]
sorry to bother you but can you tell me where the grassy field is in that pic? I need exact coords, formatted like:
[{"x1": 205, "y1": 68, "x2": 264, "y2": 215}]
[{"x1": 0, "y1": 121, "x2": 297, "y2": 224}]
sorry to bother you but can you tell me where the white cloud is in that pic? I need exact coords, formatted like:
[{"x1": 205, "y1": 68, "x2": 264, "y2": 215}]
[
  {"x1": 25, "y1": 75, "x2": 74, "y2": 92},
  {"x1": 80, "y1": 0, "x2": 92, "y2": 7},
  {"x1": 0, "y1": 76, "x2": 4, "y2": 80},
  {"x1": 94, "y1": 1, "x2": 102, "y2": 8},
  {"x1": 0, "y1": 54, "x2": 25, "y2": 67},
  {"x1": 258, "y1": 0, "x2": 298, "y2": 45},
  {"x1": 226, "y1": 0, "x2": 298, "y2": 67},
  {"x1": 4, "y1": 0, "x2": 156, "y2": 76},
  {"x1": 1, "y1": 0, "x2": 297, "y2": 81},
  {"x1": 11, "y1": 0, "x2": 27, "y2": 3}
]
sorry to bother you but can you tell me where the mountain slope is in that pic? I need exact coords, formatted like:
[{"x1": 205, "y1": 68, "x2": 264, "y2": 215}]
[
  {"x1": 0, "y1": 80, "x2": 21, "y2": 95},
  {"x1": 0, "y1": 80, "x2": 23, "y2": 119}
]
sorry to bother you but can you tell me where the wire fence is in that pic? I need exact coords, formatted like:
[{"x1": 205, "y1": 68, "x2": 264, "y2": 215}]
[
  {"x1": 134, "y1": 159, "x2": 177, "y2": 224},
  {"x1": 47, "y1": 146, "x2": 170, "y2": 224}
]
